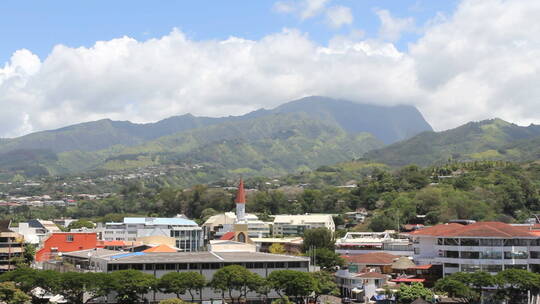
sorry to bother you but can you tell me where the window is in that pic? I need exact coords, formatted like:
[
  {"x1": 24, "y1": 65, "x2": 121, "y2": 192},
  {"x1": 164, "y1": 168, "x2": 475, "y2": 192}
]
[
  {"x1": 461, "y1": 239, "x2": 479, "y2": 246},
  {"x1": 444, "y1": 238, "x2": 459, "y2": 246},
  {"x1": 445, "y1": 251, "x2": 459, "y2": 258},
  {"x1": 480, "y1": 239, "x2": 503, "y2": 246},
  {"x1": 66, "y1": 235, "x2": 74, "y2": 242},
  {"x1": 145, "y1": 264, "x2": 154, "y2": 271},
  {"x1": 504, "y1": 251, "x2": 528, "y2": 259},
  {"x1": 481, "y1": 251, "x2": 502, "y2": 259},
  {"x1": 155, "y1": 264, "x2": 165, "y2": 270},
  {"x1": 165, "y1": 264, "x2": 176, "y2": 270},
  {"x1": 482, "y1": 264, "x2": 502, "y2": 272},
  {"x1": 437, "y1": 238, "x2": 444, "y2": 245},
  {"x1": 414, "y1": 248, "x2": 420, "y2": 255},
  {"x1": 444, "y1": 263, "x2": 459, "y2": 268},
  {"x1": 504, "y1": 239, "x2": 529, "y2": 246},
  {"x1": 461, "y1": 264, "x2": 481, "y2": 272},
  {"x1": 131, "y1": 264, "x2": 143, "y2": 270},
  {"x1": 461, "y1": 251, "x2": 480, "y2": 259},
  {"x1": 178, "y1": 263, "x2": 188, "y2": 270}
]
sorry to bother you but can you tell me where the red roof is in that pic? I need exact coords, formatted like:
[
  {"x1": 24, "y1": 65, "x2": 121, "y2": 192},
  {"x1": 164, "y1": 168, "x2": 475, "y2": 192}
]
[
  {"x1": 220, "y1": 232, "x2": 236, "y2": 240},
  {"x1": 412, "y1": 264, "x2": 433, "y2": 270},
  {"x1": 410, "y1": 222, "x2": 535, "y2": 238},
  {"x1": 341, "y1": 252, "x2": 399, "y2": 265},
  {"x1": 96, "y1": 240, "x2": 126, "y2": 247},
  {"x1": 235, "y1": 179, "x2": 246, "y2": 204}
]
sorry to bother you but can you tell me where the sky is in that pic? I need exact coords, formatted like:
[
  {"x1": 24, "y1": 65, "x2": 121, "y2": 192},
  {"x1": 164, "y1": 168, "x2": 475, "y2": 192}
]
[{"x1": 0, "y1": 0, "x2": 538, "y2": 137}]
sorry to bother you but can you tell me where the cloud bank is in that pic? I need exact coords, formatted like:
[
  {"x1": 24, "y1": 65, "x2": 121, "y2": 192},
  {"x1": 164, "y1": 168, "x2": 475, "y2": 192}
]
[{"x1": 1, "y1": 0, "x2": 540, "y2": 137}]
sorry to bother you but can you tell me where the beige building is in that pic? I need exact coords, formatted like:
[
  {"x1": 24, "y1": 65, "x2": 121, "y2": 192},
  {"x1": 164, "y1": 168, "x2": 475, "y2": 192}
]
[
  {"x1": 203, "y1": 212, "x2": 270, "y2": 239},
  {"x1": 272, "y1": 214, "x2": 335, "y2": 236},
  {"x1": 0, "y1": 220, "x2": 24, "y2": 272}
]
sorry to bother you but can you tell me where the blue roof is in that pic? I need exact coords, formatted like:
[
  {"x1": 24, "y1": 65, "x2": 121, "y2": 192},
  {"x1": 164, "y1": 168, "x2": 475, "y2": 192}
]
[
  {"x1": 111, "y1": 252, "x2": 146, "y2": 259},
  {"x1": 123, "y1": 217, "x2": 198, "y2": 226}
]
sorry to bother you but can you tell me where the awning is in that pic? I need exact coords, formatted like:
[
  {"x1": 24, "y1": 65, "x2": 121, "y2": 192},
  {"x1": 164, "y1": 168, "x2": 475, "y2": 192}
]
[{"x1": 412, "y1": 264, "x2": 433, "y2": 270}]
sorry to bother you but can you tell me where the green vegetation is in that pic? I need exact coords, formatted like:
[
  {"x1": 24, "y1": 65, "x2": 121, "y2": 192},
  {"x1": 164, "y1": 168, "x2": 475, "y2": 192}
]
[{"x1": 366, "y1": 118, "x2": 540, "y2": 166}]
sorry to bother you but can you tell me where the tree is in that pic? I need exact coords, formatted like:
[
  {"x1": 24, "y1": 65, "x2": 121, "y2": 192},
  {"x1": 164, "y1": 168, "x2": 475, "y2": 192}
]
[
  {"x1": 22, "y1": 243, "x2": 35, "y2": 266},
  {"x1": 302, "y1": 228, "x2": 335, "y2": 251},
  {"x1": 495, "y1": 269, "x2": 540, "y2": 303},
  {"x1": 311, "y1": 248, "x2": 344, "y2": 270},
  {"x1": 159, "y1": 272, "x2": 206, "y2": 302},
  {"x1": 269, "y1": 243, "x2": 286, "y2": 254},
  {"x1": 0, "y1": 281, "x2": 30, "y2": 304},
  {"x1": 268, "y1": 270, "x2": 315, "y2": 304},
  {"x1": 67, "y1": 219, "x2": 95, "y2": 230},
  {"x1": 54, "y1": 272, "x2": 113, "y2": 304},
  {"x1": 397, "y1": 282, "x2": 433, "y2": 304},
  {"x1": 210, "y1": 265, "x2": 261, "y2": 304},
  {"x1": 434, "y1": 277, "x2": 473, "y2": 299},
  {"x1": 311, "y1": 271, "x2": 338, "y2": 302},
  {"x1": 110, "y1": 270, "x2": 157, "y2": 304}
]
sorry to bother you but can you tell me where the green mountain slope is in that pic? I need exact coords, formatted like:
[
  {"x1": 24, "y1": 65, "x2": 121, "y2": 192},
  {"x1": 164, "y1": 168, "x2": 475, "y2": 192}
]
[
  {"x1": 98, "y1": 113, "x2": 384, "y2": 176},
  {"x1": 0, "y1": 96, "x2": 432, "y2": 154},
  {"x1": 365, "y1": 118, "x2": 540, "y2": 166}
]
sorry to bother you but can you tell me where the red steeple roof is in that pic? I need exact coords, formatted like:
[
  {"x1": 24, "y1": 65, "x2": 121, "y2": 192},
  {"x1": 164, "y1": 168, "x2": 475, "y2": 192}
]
[{"x1": 235, "y1": 179, "x2": 246, "y2": 204}]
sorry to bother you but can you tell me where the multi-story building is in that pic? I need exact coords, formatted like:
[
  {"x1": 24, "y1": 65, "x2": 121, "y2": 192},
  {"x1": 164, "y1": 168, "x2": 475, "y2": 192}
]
[
  {"x1": 36, "y1": 232, "x2": 97, "y2": 262},
  {"x1": 410, "y1": 221, "x2": 540, "y2": 276},
  {"x1": 336, "y1": 231, "x2": 413, "y2": 255},
  {"x1": 11, "y1": 219, "x2": 61, "y2": 244},
  {"x1": 0, "y1": 220, "x2": 24, "y2": 272},
  {"x1": 46, "y1": 249, "x2": 310, "y2": 302},
  {"x1": 103, "y1": 217, "x2": 203, "y2": 252},
  {"x1": 203, "y1": 212, "x2": 270, "y2": 239},
  {"x1": 272, "y1": 214, "x2": 335, "y2": 236}
]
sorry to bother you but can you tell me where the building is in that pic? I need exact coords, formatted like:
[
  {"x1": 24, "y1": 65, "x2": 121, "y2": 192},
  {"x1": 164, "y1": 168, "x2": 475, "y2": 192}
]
[
  {"x1": 103, "y1": 216, "x2": 203, "y2": 252},
  {"x1": 203, "y1": 180, "x2": 270, "y2": 240},
  {"x1": 46, "y1": 249, "x2": 311, "y2": 302},
  {"x1": 410, "y1": 221, "x2": 540, "y2": 276},
  {"x1": 341, "y1": 252, "x2": 400, "y2": 274},
  {"x1": 35, "y1": 232, "x2": 98, "y2": 262},
  {"x1": 335, "y1": 268, "x2": 390, "y2": 302},
  {"x1": 336, "y1": 231, "x2": 413, "y2": 255},
  {"x1": 203, "y1": 212, "x2": 270, "y2": 239},
  {"x1": 272, "y1": 214, "x2": 335, "y2": 236},
  {"x1": 0, "y1": 220, "x2": 24, "y2": 272},
  {"x1": 252, "y1": 237, "x2": 304, "y2": 254},
  {"x1": 11, "y1": 219, "x2": 61, "y2": 245}
]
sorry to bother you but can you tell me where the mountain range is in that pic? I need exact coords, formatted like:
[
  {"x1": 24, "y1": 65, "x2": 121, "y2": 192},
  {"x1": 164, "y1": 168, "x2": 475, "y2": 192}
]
[
  {"x1": 365, "y1": 118, "x2": 540, "y2": 166},
  {"x1": 0, "y1": 96, "x2": 432, "y2": 178}
]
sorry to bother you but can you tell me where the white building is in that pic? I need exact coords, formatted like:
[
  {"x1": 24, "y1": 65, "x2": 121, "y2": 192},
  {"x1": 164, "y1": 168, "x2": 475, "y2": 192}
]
[
  {"x1": 272, "y1": 214, "x2": 335, "y2": 236},
  {"x1": 11, "y1": 219, "x2": 61, "y2": 245},
  {"x1": 336, "y1": 231, "x2": 413, "y2": 255},
  {"x1": 409, "y1": 221, "x2": 540, "y2": 276},
  {"x1": 103, "y1": 217, "x2": 203, "y2": 252},
  {"x1": 48, "y1": 249, "x2": 310, "y2": 302},
  {"x1": 203, "y1": 212, "x2": 270, "y2": 239}
]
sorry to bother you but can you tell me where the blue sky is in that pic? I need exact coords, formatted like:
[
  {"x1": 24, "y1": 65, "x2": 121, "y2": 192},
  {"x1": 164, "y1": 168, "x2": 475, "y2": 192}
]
[
  {"x1": 1, "y1": 0, "x2": 538, "y2": 137},
  {"x1": 0, "y1": 0, "x2": 458, "y2": 63}
]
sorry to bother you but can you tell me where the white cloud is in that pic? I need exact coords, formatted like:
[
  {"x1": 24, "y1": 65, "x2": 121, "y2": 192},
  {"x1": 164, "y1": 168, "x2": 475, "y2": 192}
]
[
  {"x1": 273, "y1": 0, "x2": 331, "y2": 20},
  {"x1": 325, "y1": 5, "x2": 354, "y2": 28},
  {"x1": 375, "y1": 9, "x2": 415, "y2": 42},
  {"x1": 2, "y1": 0, "x2": 540, "y2": 137}
]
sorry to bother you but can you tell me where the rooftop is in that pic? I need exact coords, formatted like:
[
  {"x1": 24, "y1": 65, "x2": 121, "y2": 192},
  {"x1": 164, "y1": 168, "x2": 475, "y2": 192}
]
[
  {"x1": 409, "y1": 222, "x2": 537, "y2": 238},
  {"x1": 273, "y1": 214, "x2": 333, "y2": 225},
  {"x1": 341, "y1": 252, "x2": 399, "y2": 265},
  {"x1": 63, "y1": 250, "x2": 309, "y2": 264}
]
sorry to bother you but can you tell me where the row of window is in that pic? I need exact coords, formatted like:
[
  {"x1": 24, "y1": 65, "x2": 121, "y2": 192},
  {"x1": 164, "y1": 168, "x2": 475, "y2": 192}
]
[
  {"x1": 444, "y1": 263, "x2": 528, "y2": 273},
  {"x1": 444, "y1": 250, "x2": 530, "y2": 259},
  {"x1": 437, "y1": 238, "x2": 539, "y2": 246},
  {"x1": 106, "y1": 261, "x2": 308, "y2": 271}
]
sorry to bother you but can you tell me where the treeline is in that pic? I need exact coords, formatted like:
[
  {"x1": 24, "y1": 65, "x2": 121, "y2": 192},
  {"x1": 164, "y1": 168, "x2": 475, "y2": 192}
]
[
  {"x1": 0, "y1": 266, "x2": 337, "y2": 304},
  {"x1": 4, "y1": 160, "x2": 540, "y2": 229}
]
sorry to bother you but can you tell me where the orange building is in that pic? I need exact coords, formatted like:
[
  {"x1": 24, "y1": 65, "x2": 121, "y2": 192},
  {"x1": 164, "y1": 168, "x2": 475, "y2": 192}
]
[{"x1": 36, "y1": 232, "x2": 97, "y2": 262}]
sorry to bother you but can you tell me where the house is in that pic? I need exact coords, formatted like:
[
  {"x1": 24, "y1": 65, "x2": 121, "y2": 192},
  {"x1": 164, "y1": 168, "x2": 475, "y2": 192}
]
[
  {"x1": 341, "y1": 252, "x2": 400, "y2": 274},
  {"x1": 11, "y1": 219, "x2": 61, "y2": 245},
  {"x1": 335, "y1": 268, "x2": 390, "y2": 302}
]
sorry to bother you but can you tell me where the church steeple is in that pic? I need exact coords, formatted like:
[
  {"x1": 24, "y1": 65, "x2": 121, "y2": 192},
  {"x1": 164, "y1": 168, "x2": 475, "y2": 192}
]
[{"x1": 235, "y1": 179, "x2": 246, "y2": 223}]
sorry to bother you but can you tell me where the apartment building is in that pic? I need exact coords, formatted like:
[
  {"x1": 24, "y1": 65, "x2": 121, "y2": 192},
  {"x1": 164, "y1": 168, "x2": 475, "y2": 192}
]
[
  {"x1": 272, "y1": 214, "x2": 335, "y2": 236},
  {"x1": 410, "y1": 221, "x2": 540, "y2": 276},
  {"x1": 0, "y1": 220, "x2": 24, "y2": 272},
  {"x1": 103, "y1": 217, "x2": 203, "y2": 252}
]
